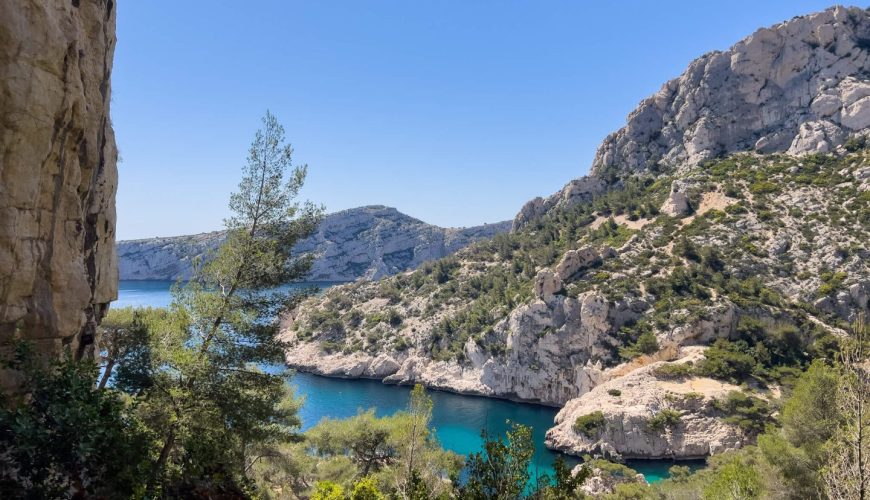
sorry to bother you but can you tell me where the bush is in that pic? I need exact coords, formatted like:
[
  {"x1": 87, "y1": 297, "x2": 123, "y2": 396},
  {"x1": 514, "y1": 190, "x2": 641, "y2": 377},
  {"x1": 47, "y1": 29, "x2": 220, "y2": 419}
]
[
  {"x1": 607, "y1": 389, "x2": 622, "y2": 397},
  {"x1": 694, "y1": 339, "x2": 757, "y2": 382},
  {"x1": 573, "y1": 411, "x2": 606, "y2": 438},
  {"x1": 0, "y1": 350, "x2": 151, "y2": 498},
  {"x1": 653, "y1": 363, "x2": 694, "y2": 379},
  {"x1": 647, "y1": 409, "x2": 681, "y2": 432},
  {"x1": 619, "y1": 331, "x2": 659, "y2": 360},
  {"x1": 713, "y1": 391, "x2": 772, "y2": 435}
]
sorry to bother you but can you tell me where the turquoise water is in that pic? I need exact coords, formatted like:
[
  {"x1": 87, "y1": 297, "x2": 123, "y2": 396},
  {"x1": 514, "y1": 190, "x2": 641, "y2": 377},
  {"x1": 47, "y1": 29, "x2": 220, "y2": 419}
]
[{"x1": 116, "y1": 280, "x2": 704, "y2": 483}]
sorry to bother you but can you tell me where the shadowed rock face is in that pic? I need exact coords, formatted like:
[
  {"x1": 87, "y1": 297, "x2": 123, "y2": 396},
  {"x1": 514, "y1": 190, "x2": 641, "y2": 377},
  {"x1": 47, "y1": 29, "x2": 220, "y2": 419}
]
[
  {"x1": 0, "y1": 0, "x2": 118, "y2": 384},
  {"x1": 118, "y1": 206, "x2": 511, "y2": 282}
]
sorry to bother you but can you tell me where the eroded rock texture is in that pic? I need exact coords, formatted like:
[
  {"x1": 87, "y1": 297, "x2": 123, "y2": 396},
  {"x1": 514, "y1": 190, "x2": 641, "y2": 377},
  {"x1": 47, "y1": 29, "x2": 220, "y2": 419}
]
[
  {"x1": 593, "y1": 6, "x2": 870, "y2": 175},
  {"x1": 0, "y1": 0, "x2": 118, "y2": 384}
]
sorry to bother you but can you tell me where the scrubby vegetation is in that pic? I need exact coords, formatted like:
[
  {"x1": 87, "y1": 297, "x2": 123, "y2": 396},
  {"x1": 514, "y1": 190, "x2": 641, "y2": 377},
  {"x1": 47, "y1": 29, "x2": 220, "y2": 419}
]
[{"x1": 573, "y1": 411, "x2": 606, "y2": 438}]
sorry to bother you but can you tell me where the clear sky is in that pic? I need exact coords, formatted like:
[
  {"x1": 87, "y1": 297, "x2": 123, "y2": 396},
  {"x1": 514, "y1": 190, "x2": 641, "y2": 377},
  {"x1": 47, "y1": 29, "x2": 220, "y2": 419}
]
[{"x1": 113, "y1": 0, "x2": 845, "y2": 240}]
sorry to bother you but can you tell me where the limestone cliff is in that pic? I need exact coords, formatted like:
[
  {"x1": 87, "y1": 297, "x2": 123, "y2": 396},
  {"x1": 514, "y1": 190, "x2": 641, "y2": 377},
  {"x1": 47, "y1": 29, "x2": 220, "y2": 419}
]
[
  {"x1": 0, "y1": 0, "x2": 118, "y2": 384},
  {"x1": 284, "y1": 6, "x2": 870, "y2": 461},
  {"x1": 118, "y1": 205, "x2": 510, "y2": 282},
  {"x1": 595, "y1": 6, "x2": 870, "y2": 175},
  {"x1": 516, "y1": 6, "x2": 870, "y2": 230}
]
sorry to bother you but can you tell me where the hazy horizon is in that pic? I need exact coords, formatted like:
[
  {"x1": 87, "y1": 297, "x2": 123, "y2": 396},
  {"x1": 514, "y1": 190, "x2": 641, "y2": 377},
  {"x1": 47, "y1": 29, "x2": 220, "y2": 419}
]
[{"x1": 114, "y1": 0, "x2": 840, "y2": 240}]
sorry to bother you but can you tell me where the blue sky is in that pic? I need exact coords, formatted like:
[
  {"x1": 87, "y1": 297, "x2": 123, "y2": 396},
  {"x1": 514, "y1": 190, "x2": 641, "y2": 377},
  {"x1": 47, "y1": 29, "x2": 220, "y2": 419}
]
[{"x1": 114, "y1": 0, "x2": 843, "y2": 240}]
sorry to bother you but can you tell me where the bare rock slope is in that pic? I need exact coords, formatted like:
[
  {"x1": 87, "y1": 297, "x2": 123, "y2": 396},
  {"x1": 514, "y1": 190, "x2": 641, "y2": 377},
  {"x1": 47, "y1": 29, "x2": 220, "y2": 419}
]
[
  {"x1": 516, "y1": 6, "x2": 870, "y2": 230},
  {"x1": 118, "y1": 206, "x2": 510, "y2": 282},
  {"x1": 0, "y1": 0, "x2": 118, "y2": 385}
]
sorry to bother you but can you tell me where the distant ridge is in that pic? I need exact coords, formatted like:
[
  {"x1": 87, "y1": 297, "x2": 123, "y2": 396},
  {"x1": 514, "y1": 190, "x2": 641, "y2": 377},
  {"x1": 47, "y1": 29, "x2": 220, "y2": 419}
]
[{"x1": 118, "y1": 205, "x2": 510, "y2": 281}]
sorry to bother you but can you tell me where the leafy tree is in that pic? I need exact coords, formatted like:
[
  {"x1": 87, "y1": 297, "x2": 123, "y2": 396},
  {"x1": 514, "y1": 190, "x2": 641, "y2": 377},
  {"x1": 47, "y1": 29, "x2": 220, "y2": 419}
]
[
  {"x1": 544, "y1": 456, "x2": 589, "y2": 499},
  {"x1": 713, "y1": 391, "x2": 772, "y2": 435},
  {"x1": 312, "y1": 481, "x2": 347, "y2": 500},
  {"x1": 135, "y1": 111, "x2": 322, "y2": 494},
  {"x1": 823, "y1": 317, "x2": 870, "y2": 500},
  {"x1": 97, "y1": 306, "x2": 165, "y2": 392},
  {"x1": 458, "y1": 421, "x2": 535, "y2": 499},
  {"x1": 702, "y1": 456, "x2": 763, "y2": 500},
  {"x1": 758, "y1": 360, "x2": 844, "y2": 497},
  {"x1": 573, "y1": 411, "x2": 606, "y2": 438},
  {"x1": 0, "y1": 347, "x2": 151, "y2": 498},
  {"x1": 351, "y1": 477, "x2": 386, "y2": 500},
  {"x1": 401, "y1": 384, "x2": 435, "y2": 497},
  {"x1": 301, "y1": 401, "x2": 460, "y2": 498}
]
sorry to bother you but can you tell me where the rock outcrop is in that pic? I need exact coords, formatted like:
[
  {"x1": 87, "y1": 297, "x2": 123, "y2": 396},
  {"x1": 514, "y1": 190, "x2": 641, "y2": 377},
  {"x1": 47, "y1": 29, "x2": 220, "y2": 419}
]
[
  {"x1": 118, "y1": 206, "x2": 509, "y2": 281},
  {"x1": 593, "y1": 6, "x2": 870, "y2": 176},
  {"x1": 546, "y1": 349, "x2": 748, "y2": 459},
  {"x1": 0, "y1": 0, "x2": 118, "y2": 386}
]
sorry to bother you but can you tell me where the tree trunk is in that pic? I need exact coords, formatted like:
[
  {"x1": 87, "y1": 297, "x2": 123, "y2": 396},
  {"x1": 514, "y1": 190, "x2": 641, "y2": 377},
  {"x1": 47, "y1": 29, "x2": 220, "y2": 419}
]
[
  {"x1": 97, "y1": 358, "x2": 115, "y2": 389},
  {"x1": 147, "y1": 426, "x2": 176, "y2": 497}
]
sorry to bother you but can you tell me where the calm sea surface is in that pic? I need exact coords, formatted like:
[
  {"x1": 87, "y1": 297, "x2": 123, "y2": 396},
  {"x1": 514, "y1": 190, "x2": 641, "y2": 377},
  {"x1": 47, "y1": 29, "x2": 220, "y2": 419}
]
[{"x1": 116, "y1": 280, "x2": 703, "y2": 483}]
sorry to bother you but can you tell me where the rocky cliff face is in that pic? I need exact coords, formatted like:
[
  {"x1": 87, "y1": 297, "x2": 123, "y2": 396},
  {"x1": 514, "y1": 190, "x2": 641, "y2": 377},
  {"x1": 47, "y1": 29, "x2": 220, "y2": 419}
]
[
  {"x1": 0, "y1": 0, "x2": 118, "y2": 385},
  {"x1": 594, "y1": 6, "x2": 870, "y2": 176},
  {"x1": 118, "y1": 205, "x2": 510, "y2": 282},
  {"x1": 515, "y1": 6, "x2": 870, "y2": 230},
  {"x1": 284, "y1": 6, "x2": 870, "y2": 462}
]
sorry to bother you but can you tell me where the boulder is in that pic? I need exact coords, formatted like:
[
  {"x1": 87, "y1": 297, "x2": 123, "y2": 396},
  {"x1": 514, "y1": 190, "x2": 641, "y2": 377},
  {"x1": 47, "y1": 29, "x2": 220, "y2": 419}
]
[
  {"x1": 555, "y1": 246, "x2": 602, "y2": 281},
  {"x1": 660, "y1": 182, "x2": 690, "y2": 216}
]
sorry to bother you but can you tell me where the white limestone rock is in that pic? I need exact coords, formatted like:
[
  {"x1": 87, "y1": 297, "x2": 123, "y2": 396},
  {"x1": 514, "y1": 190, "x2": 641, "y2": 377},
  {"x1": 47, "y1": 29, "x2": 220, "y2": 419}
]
[
  {"x1": 546, "y1": 354, "x2": 748, "y2": 459},
  {"x1": 591, "y1": 6, "x2": 870, "y2": 176},
  {"x1": 660, "y1": 181, "x2": 690, "y2": 216}
]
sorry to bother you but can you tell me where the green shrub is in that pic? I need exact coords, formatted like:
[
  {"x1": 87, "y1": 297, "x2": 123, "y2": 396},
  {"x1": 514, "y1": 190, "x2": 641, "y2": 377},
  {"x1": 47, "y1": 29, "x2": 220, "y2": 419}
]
[
  {"x1": 694, "y1": 339, "x2": 757, "y2": 382},
  {"x1": 713, "y1": 391, "x2": 772, "y2": 435},
  {"x1": 0, "y1": 352, "x2": 151, "y2": 498},
  {"x1": 573, "y1": 411, "x2": 606, "y2": 438},
  {"x1": 749, "y1": 180, "x2": 777, "y2": 195},
  {"x1": 653, "y1": 363, "x2": 694, "y2": 379},
  {"x1": 607, "y1": 389, "x2": 622, "y2": 397},
  {"x1": 647, "y1": 409, "x2": 681, "y2": 432}
]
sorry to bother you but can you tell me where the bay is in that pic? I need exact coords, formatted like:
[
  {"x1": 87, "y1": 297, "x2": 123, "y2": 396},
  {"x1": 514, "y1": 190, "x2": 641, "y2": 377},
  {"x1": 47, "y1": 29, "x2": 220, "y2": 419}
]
[{"x1": 116, "y1": 280, "x2": 702, "y2": 483}]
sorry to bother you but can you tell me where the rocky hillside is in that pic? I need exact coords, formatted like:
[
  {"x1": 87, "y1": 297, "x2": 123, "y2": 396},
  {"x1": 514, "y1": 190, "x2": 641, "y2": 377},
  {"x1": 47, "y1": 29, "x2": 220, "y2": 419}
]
[
  {"x1": 514, "y1": 5, "x2": 870, "y2": 229},
  {"x1": 119, "y1": 205, "x2": 510, "y2": 282},
  {"x1": 282, "y1": 6, "x2": 870, "y2": 462},
  {"x1": 0, "y1": 0, "x2": 118, "y2": 388}
]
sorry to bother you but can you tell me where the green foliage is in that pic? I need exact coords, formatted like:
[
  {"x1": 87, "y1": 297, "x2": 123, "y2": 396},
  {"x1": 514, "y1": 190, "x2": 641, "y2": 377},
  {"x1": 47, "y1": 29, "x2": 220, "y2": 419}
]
[
  {"x1": 0, "y1": 349, "x2": 151, "y2": 498},
  {"x1": 350, "y1": 477, "x2": 386, "y2": 499},
  {"x1": 619, "y1": 331, "x2": 659, "y2": 359},
  {"x1": 457, "y1": 421, "x2": 535, "y2": 499},
  {"x1": 541, "y1": 456, "x2": 590, "y2": 499},
  {"x1": 694, "y1": 339, "x2": 758, "y2": 382},
  {"x1": 312, "y1": 481, "x2": 347, "y2": 500},
  {"x1": 646, "y1": 409, "x2": 681, "y2": 432},
  {"x1": 758, "y1": 360, "x2": 840, "y2": 497},
  {"x1": 702, "y1": 456, "x2": 763, "y2": 500},
  {"x1": 817, "y1": 270, "x2": 847, "y2": 297},
  {"x1": 573, "y1": 411, "x2": 606, "y2": 438},
  {"x1": 366, "y1": 309, "x2": 403, "y2": 328},
  {"x1": 287, "y1": 387, "x2": 460, "y2": 498},
  {"x1": 712, "y1": 391, "x2": 772, "y2": 435},
  {"x1": 608, "y1": 389, "x2": 623, "y2": 397},
  {"x1": 652, "y1": 363, "x2": 693, "y2": 379},
  {"x1": 748, "y1": 180, "x2": 778, "y2": 195},
  {"x1": 123, "y1": 112, "x2": 319, "y2": 495},
  {"x1": 589, "y1": 217, "x2": 637, "y2": 247}
]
